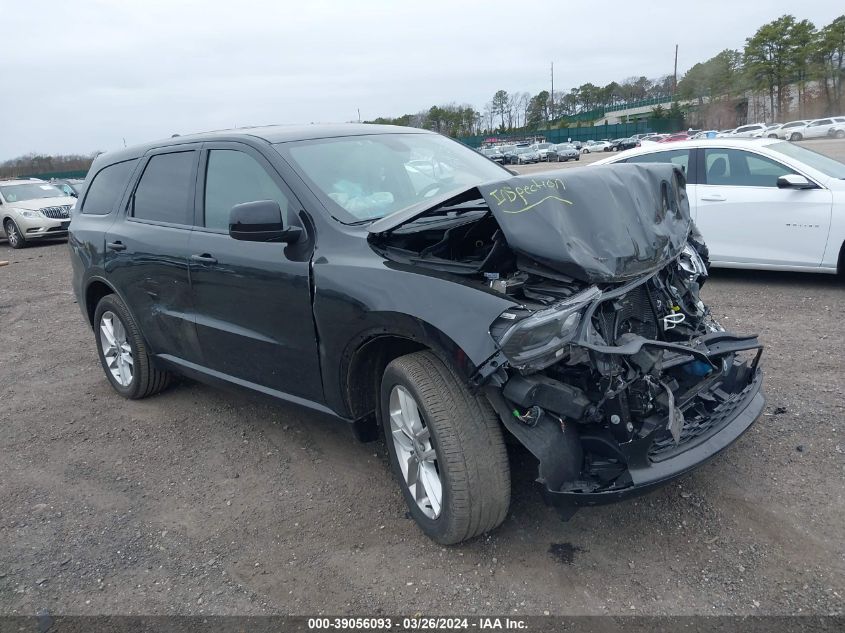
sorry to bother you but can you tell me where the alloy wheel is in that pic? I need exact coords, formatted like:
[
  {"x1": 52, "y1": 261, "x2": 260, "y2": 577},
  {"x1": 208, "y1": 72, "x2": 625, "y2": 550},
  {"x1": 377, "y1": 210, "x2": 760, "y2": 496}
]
[
  {"x1": 388, "y1": 385, "x2": 442, "y2": 519},
  {"x1": 5, "y1": 221, "x2": 20, "y2": 247},
  {"x1": 99, "y1": 310, "x2": 134, "y2": 387}
]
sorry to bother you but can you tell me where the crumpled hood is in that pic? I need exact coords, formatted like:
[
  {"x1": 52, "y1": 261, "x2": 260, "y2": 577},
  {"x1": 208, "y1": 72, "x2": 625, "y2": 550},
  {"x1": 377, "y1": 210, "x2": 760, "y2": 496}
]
[
  {"x1": 477, "y1": 163, "x2": 692, "y2": 282},
  {"x1": 370, "y1": 163, "x2": 692, "y2": 284},
  {"x1": 10, "y1": 197, "x2": 75, "y2": 211}
]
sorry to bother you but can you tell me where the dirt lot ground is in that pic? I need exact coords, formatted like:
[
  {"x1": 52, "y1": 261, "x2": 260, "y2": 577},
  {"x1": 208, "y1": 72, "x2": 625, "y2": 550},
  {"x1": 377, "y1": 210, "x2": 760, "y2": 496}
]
[{"x1": 1, "y1": 140, "x2": 844, "y2": 617}]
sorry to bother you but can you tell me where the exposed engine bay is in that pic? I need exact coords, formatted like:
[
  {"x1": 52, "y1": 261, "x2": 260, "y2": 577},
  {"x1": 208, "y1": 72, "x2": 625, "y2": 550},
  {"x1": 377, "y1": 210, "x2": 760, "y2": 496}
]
[{"x1": 368, "y1": 165, "x2": 763, "y2": 504}]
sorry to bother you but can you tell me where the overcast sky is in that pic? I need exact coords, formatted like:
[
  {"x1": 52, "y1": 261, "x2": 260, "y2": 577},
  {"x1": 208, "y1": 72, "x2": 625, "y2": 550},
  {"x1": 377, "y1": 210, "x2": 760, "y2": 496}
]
[{"x1": 1, "y1": 0, "x2": 840, "y2": 160}]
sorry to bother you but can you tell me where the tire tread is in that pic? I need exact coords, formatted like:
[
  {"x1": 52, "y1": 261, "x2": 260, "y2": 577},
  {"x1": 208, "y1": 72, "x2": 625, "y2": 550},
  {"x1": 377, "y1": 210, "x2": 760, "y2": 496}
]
[{"x1": 384, "y1": 351, "x2": 510, "y2": 543}]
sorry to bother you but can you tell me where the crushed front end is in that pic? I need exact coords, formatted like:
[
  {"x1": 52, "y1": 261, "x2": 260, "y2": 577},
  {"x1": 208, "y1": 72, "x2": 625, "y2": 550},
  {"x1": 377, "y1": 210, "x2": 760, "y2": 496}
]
[
  {"x1": 483, "y1": 245, "x2": 764, "y2": 508},
  {"x1": 369, "y1": 163, "x2": 765, "y2": 510}
]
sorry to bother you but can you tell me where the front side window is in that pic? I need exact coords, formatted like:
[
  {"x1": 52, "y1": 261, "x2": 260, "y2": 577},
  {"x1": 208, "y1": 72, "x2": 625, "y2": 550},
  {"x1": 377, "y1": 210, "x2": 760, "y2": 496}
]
[
  {"x1": 0, "y1": 182, "x2": 65, "y2": 203},
  {"x1": 624, "y1": 149, "x2": 690, "y2": 174},
  {"x1": 204, "y1": 150, "x2": 290, "y2": 231},
  {"x1": 132, "y1": 151, "x2": 195, "y2": 225},
  {"x1": 704, "y1": 148, "x2": 793, "y2": 187},
  {"x1": 82, "y1": 160, "x2": 137, "y2": 215},
  {"x1": 811, "y1": 119, "x2": 831, "y2": 127},
  {"x1": 276, "y1": 133, "x2": 508, "y2": 223}
]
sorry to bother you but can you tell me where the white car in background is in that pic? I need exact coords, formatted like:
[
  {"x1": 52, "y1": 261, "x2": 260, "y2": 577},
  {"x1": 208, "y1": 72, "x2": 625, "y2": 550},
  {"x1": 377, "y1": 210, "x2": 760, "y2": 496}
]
[
  {"x1": 776, "y1": 120, "x2": 812, "y2": 140},
  {"x1": 1, "y1": 179, "x2": 76, "y2": 248},
  {"x1": 760, "y1": 123, "x2": 783, "y2": 138},
  {"x1": 582, "y1": 140, "x2": 612, "y2": 153},
  {"x1": 720, "y1": 123, "x2": 769, "y2": 138},
  {"x1": 529, "y1": 142, "x2": 554, "y2": 161},
  {"x1": 592, "y1": 138, "x2": 845, "y2": 274},
  {"x1": 792, "y1": 117, "x2": 845, "y2": 140}
]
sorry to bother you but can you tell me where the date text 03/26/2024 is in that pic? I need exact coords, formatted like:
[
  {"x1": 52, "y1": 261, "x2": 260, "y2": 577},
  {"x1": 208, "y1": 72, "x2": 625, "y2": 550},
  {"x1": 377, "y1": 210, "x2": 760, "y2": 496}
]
[{"x1": 307, "y1": 617, "x2": 528, "y2": 630}]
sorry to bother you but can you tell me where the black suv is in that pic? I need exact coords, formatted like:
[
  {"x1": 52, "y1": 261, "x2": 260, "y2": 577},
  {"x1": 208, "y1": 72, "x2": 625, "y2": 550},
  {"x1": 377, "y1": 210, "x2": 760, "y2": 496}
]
[{"x1": 70, "y1": 124, "x2": 764, "y2": 544}]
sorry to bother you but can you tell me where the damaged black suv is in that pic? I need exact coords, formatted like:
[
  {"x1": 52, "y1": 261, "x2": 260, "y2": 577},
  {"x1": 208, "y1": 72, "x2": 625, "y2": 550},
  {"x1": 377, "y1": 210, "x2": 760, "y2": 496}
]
[{"x1": 69, "y1": 124, "x2": 764, "y2": 544}]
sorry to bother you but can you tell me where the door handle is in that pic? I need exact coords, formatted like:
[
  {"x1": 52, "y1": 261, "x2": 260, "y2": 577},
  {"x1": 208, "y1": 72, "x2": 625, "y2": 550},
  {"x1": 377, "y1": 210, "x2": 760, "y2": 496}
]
[
  {"x1": 701, "y1": 194, "x2": 726, "y2": 202},
  {"x1": 191, "y1": 253, "x2": 217, "y2": 264},
  {"x1": 106, "y1": 241, "x2": 126, "y2": 251}
]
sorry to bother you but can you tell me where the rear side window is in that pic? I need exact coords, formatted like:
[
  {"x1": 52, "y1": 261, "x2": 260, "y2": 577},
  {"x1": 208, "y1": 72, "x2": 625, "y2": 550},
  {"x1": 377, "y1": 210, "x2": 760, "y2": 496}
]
[
  {"x1": 132, "y1": 151, "x2": 195, "y2": 225},
  {"x1": 81, "y1": 160, "x2": 137, "y2": 215},
  {"x1": 203, "y1": 150, "x2": 289, "y2": 230}
]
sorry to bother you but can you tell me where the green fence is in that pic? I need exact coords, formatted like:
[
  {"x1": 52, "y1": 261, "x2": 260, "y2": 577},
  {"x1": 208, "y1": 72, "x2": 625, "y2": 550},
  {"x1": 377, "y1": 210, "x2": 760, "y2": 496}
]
[{"x1": 460, "y1": 118, "x2": 684, "y2": 148}]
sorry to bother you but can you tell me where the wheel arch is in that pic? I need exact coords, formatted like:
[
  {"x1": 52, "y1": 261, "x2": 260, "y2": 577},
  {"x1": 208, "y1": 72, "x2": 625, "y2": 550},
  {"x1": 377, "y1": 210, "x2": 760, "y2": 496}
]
[
  {"x1": 838, "y1": 240, "x2": 845, "y2": 275},
  {"x1": 338, "y1": 320, "x2": 486, "y2": 440},
  {"x1": 84, "y1": 278, "x2": 119, "y2": 328}
]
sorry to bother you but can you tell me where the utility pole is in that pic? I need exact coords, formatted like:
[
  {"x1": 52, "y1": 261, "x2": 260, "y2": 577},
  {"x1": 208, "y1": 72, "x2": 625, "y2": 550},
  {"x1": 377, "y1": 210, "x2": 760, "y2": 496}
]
[
  {"x1": 550, "y1": 62, "x2": 554, "y2": 122},
  {"x1": 673, "y1": 44, "x2": 678, "y2": 95}
]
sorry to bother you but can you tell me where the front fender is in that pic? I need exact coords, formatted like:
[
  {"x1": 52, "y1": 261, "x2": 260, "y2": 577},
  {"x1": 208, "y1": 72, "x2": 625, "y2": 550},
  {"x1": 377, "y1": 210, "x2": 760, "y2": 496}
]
[{"x1": 312, "y1": 256, "x2": 516, "y2": 417}]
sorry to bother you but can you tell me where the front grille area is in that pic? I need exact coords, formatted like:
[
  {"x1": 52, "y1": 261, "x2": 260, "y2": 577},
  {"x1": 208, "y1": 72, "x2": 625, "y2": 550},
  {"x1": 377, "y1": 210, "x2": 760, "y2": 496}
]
[
  {"x1": 649, "y1": 379, "x2": 757, "y2": 462},
  {"x1": 40, "y1": 205, "x2": 71, "y2": 219}
]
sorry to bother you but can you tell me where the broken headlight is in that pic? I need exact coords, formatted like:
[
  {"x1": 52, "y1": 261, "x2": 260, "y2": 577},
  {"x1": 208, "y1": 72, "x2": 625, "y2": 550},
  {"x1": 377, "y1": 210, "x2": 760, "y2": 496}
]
[{"x1": 493, "y1": 286, "x2": 601, "y2": 371}]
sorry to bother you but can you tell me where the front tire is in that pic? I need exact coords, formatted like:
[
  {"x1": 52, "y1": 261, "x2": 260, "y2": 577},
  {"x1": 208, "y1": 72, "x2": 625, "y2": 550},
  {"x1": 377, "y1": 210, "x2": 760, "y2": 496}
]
[
  {"x1": 380, "y1": 351, "x2": 510, "y2": 544},
  {"x1": 790, "y1": 132, "x2": 803, "y2": 141},
  {"x1": 4, "y1": 219, "x2": 26, "y2": 249},
  {"x1": 835, "y1": 130, "x2": 845, "y2": 139},
  {"x1": 94, "y1": 294, "x2": 172, "y2": 399}
]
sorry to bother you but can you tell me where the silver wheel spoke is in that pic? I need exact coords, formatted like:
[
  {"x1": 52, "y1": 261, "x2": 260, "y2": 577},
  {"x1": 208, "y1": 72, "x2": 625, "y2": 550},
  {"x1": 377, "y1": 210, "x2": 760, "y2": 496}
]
[
  {"x1": 99, "y1": 311, "x2": 134, "y2": 387},
  {"x1": 418, "y1": 461, "x2": 442, "y2": 516},
  {"x1": 388, "y1": 385, "x2": 442, "y2": 520},
  {"x1": 418, "y1": 448, "x2": 436, "y2": 463}
]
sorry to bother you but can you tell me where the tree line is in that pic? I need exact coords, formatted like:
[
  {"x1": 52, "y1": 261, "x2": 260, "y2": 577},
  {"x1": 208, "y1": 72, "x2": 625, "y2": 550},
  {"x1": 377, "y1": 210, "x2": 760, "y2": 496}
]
[
  {"x1": 0, "y1": 152, "x2": 99, "y2": 180},
  {"x1": 368, "y1": 13, "x2": 845, "y2": 136},
  {"x1": 680, "y1": 15, "x2": 845, "y2": 123}
]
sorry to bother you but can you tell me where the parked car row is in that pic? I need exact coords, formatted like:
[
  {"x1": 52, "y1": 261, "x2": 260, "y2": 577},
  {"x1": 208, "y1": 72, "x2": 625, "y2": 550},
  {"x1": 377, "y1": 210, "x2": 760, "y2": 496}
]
[{"x1": 712, "y1": 118, "x2": 845, "y2": 141}]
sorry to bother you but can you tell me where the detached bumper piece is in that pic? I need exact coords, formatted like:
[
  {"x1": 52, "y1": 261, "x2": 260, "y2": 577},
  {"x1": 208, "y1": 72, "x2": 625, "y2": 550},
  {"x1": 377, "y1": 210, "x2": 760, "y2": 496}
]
[{"x1": 488, "y1": 333, "x2": 764, "y2": 512}]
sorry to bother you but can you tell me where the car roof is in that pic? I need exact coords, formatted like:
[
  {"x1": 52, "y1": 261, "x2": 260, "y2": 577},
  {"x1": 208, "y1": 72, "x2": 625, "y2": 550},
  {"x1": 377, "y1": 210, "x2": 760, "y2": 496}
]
[
  {"x1": 593, "y1": 137, "x2": 786, "y2": 161},
  {"x1": 93, "y1": 123, "x2": 433, "y2": 168}
]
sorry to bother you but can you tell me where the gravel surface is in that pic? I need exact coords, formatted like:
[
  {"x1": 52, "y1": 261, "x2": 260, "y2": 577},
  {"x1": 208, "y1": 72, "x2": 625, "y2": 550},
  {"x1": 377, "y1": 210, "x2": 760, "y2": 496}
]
[{"x1": 1, "y1": 139, "x2": 843, "y2": 617}]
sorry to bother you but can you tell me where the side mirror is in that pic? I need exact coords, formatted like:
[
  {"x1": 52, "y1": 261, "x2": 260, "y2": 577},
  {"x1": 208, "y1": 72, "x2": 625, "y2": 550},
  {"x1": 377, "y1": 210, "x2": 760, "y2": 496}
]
[
  {"x1": 776, "y1": 174, "x2": 816, "y2": 190},
  {"x1": 229, "y1": 200, "x2": 303, "y2": 243}
]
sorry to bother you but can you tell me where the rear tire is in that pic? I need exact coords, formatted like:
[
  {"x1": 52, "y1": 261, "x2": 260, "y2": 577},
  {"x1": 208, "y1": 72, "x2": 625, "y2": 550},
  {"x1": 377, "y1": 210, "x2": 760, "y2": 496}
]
[
  {"x1": 835, "y1": 130, "x2": 845, "y2": 139},
  {"x1": 380, "y1": 351, "x2": 510, "y2": 544},
  {"x1": 94, "y1": 294, "x2": 172, "y2": 399},
  {"x1": 4, "y1": 219, "x2": 26, "y2": 249}
]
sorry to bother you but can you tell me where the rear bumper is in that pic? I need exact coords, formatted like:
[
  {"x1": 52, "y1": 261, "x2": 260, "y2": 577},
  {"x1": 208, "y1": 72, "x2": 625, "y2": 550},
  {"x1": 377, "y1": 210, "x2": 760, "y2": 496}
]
[{"x1": 540, "y1": 370, "x2": 764, "y2": 507}]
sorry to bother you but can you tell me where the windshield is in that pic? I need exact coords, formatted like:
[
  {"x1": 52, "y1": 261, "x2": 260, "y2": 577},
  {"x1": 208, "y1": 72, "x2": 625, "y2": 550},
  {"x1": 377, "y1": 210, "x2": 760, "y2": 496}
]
[
  {"x1": 277, "y1": 133, "x2": 508, "y2": 223},
  {"x1": 0, "y1": 182, "x2": 66, "y2": 202},
  {"x1": 768, "y1": 142, "x2": 845, "y2": 179}
]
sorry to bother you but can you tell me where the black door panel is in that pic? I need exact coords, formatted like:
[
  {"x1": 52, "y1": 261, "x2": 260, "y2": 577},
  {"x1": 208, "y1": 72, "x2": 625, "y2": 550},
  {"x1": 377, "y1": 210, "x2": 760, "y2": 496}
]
[
  {"x1": 103, "y1": 147, "x2": 202, "y2": 363},
  {"x1": 188, "y1": 231, "x2": 321, "y2": 400},
  {"x1": 188, "y1": 143, "x2": 322, "y2": 401},
  {"x1": 104, "y1": 222, "x2": 201, "y2": 362}
]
